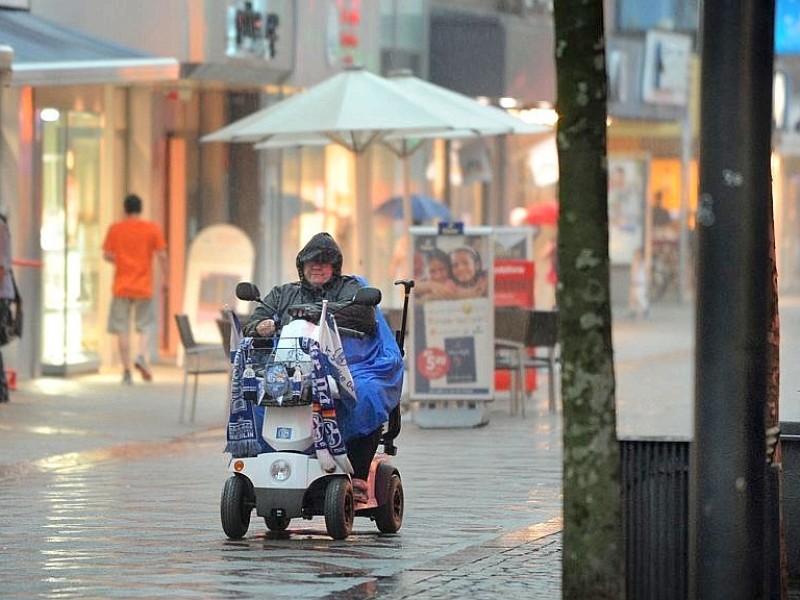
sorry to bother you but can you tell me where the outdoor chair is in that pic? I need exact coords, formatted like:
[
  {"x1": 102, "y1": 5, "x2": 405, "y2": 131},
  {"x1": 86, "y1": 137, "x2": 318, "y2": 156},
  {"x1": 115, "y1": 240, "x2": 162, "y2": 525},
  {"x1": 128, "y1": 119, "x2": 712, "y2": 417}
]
[
  {"x1": 494, "y1": 306, "x2": 530, "y2": 416},
  {"x1": 217, "y1": 317, "x2": 232, "y2": 360},
  {"x1": 174, "y1": 314, "x2": 230, "y2": 423},
  {"x1": 523, "y1": 309, "x2": 560, "y2": 414}
]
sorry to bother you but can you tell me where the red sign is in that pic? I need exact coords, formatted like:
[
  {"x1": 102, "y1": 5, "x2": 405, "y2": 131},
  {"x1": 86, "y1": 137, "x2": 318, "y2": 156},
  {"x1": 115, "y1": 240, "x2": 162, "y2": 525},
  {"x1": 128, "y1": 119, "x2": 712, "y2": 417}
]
[
  {"x1": 494, "y1": 259, "x2": 535, "y2": 308},
  {"x1": 417, "y1": 347, "x2": 451, "y2": 380}
]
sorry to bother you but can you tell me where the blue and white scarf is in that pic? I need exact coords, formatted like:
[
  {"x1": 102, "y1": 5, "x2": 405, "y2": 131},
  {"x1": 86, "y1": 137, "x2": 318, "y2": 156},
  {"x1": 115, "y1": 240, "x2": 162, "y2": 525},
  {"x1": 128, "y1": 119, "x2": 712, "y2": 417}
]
[
  {"x1": 308, "y1": 336, "x2": 353, "y2": 475},
  {"x1": 224, "y1": 337, "x2": 264, "y2": 458}
]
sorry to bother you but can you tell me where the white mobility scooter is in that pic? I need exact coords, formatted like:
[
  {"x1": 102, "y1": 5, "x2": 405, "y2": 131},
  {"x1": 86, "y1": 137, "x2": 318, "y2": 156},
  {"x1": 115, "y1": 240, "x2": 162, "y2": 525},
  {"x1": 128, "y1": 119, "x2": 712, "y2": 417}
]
[{"x1": 220, "y1": 280, "x2": 413, "y2": 540}]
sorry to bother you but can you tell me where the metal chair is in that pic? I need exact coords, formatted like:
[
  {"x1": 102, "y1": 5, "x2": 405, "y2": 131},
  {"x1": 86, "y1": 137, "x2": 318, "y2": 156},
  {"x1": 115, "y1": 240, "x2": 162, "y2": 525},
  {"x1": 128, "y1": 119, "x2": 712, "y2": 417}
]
[
  {"x1": 494, "y1": 306, "x2": 530, "y2": 416},
  {"x1": 523, "y1": 310, "x2": 560, "y2": 413},
  {"x1": 217, "y1": 317, "x2": 232, "y2": 359},
  {"x1": 174, "y1": 314, "x2": 229, "y2": 423}
]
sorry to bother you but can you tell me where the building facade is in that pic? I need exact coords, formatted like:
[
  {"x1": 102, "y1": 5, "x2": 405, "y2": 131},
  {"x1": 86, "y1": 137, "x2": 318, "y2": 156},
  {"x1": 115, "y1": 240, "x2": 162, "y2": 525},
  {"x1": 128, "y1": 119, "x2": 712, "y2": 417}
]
[{"x1": 0, "y1": 0, "x2": 557, "y2": 380}]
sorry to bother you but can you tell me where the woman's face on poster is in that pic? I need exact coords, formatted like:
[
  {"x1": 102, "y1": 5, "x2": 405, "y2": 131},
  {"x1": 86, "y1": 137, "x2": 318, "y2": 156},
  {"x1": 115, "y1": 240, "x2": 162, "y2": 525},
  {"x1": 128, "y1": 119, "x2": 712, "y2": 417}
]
[{"x1": 427, "y1": 257, "x2": 450, "y2": 283}]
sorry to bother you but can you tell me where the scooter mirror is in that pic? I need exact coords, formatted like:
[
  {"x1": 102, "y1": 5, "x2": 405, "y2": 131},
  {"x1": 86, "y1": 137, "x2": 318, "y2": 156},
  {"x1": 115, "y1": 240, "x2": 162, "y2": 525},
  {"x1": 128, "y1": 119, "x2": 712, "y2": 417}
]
[
  {"x1": 353, "y1": 287, "x2": 381, "y2": 306},
  {"x1": 236, "y1": 282, "x2": 261, "y2": 302}
]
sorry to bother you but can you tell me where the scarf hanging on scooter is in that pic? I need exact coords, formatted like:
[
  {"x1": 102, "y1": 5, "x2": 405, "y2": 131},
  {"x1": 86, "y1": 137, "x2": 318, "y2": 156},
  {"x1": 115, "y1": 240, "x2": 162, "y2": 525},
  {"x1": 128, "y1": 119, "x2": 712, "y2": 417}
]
[
  {"x1": 224, "y1": 337, "x2": 266, "y2": 458},
  {"x1": 308, "y1": 337, "x2": 353, "y2": 475}
]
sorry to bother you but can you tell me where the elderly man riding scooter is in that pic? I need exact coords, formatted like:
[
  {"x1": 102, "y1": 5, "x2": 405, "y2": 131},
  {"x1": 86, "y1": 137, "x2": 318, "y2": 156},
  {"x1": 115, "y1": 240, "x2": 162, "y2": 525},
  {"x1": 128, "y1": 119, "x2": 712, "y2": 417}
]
[{"x1": 242, "y1": 232, "x2": 404, "y2": 504}]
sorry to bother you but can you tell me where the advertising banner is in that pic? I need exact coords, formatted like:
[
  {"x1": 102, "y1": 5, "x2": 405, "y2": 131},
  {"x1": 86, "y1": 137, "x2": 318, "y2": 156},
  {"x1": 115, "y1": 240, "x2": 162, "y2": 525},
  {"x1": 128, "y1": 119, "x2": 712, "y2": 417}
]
[
  {"x1": 491, "y1": 227, "x2": 537, "y2": 393},
  {"x1": 609, "y1": 157, "x2": 647, "y2": 265},
  {"x1": 410, "y1": 225, "x2": 494, "y2": 401},
  {"x1": 494, "y1": 260, "x2": 534, "y2": 308},
  {"x1": 492, "y1": 226, "x2": 536, "y2": 309}
]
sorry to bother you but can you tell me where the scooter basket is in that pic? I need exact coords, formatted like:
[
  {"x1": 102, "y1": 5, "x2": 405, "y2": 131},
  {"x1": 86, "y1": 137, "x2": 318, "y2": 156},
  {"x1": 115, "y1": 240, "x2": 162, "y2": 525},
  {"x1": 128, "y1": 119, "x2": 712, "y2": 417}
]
[{"x1": 254, "y1": 337, "x2": 314, "y2": 407}]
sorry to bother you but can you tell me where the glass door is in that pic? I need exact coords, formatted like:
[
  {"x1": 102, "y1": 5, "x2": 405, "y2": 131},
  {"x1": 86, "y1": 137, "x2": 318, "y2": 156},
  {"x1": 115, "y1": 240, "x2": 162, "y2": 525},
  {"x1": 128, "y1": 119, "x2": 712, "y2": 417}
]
[{"x1": 40, "y1": 109, "x2": 103, "y2": 374}]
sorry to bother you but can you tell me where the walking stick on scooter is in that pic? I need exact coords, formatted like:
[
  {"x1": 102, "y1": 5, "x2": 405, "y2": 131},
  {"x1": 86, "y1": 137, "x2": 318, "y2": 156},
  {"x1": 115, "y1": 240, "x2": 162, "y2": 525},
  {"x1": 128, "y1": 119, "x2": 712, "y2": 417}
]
[
  {"x1": 381, "y1": 279, "x2": 415, "y2": 456},
  {"x1": 393, "y1": 278, "x2": 415, "y2": 357}
]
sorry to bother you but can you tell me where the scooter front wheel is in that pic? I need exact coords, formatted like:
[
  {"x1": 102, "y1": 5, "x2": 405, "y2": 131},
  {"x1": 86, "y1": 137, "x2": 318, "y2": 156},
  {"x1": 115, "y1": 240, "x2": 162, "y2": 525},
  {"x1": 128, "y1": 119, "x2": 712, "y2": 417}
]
[
  {"x1": 221, "y1": 474, "x2": 254, "y2": 540},
  {"x1": 324, "y1": 477, "x2": 354, "y2": 540}
]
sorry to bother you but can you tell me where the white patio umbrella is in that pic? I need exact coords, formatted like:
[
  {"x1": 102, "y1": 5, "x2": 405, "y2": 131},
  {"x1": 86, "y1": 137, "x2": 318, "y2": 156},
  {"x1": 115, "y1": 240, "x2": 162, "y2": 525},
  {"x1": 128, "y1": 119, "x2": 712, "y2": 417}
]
[
  {"x1": 201, "y1": 66, "x2": 453, "y2": 150},
  {"x1": 203, "y1": 66, "x2": 458, "y2": 274},
  {"x1": 204, "y1": 66, "x2": 552, "y2": 277},
  {"x1": 383, "y1": 69, "x2": 547, "y2": 151},
  {"x1": 381, "y1": 69, "x2": 551, "y2": 240}
]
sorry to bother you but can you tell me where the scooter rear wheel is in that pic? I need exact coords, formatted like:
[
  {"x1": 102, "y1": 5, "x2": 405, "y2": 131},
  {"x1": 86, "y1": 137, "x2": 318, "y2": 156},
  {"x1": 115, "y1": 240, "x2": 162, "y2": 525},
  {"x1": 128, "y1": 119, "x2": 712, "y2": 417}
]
[
  {"x1": 324, "y1": 477, "x2": 354, "y2": 540},
  {"x1": 220, "y1": 474, "x2": 254, "y2": 540},
  {"x1": 374, "y1": 472, "x2": 404, "y2": 533}
]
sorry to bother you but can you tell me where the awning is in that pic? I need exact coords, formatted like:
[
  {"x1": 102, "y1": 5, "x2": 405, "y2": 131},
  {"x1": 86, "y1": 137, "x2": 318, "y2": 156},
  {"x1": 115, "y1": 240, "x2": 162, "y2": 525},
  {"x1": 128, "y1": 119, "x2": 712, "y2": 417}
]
[{"x1": 0, "y1": 9, "x2": 179, "y2": 86}]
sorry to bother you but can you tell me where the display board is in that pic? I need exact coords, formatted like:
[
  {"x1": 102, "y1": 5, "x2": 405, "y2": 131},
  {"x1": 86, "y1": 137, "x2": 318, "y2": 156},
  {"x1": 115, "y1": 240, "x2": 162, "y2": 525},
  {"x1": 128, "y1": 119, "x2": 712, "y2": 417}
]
[{"x1": 409, "y1": 225, "x2": 494, "y2": 407}]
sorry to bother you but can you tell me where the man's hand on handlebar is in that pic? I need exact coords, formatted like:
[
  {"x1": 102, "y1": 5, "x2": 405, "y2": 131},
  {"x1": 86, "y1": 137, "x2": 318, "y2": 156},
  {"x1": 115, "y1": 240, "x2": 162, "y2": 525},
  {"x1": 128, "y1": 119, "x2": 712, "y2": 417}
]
[
  {"x1": 287, "y1": 304, "x2": 322, "y2": 322},
  {"x1": 255, "y1": 319, "x2": 277, "y2": 337}
]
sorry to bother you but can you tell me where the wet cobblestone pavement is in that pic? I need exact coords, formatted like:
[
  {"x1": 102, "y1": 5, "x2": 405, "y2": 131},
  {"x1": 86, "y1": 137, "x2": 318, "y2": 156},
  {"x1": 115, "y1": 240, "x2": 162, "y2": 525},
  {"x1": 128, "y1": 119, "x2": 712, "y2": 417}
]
[
  {"x1": 9, "y1": 298, "x2": 788, "y2": 597},
  {"x1": 0, "y1": 377, "x2": 563, "y2": 599}
]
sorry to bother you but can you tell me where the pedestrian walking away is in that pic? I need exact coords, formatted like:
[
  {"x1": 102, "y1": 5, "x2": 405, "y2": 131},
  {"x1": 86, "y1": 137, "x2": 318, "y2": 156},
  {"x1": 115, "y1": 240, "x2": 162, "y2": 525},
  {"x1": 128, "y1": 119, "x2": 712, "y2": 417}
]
[
  {"x1": 0, "y1": 207, "x2": 18, "y2": 402},
  {"x1": 102, "y1": 194, "x2": 168, "y2": 384}
]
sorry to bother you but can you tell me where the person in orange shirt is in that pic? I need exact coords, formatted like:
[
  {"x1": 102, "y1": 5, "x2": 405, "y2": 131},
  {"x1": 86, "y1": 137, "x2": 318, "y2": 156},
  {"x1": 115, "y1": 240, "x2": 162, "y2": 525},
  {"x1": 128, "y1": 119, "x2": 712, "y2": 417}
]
[{"x1": 103, "y1": 194, "x2": 168, "y2": 384}]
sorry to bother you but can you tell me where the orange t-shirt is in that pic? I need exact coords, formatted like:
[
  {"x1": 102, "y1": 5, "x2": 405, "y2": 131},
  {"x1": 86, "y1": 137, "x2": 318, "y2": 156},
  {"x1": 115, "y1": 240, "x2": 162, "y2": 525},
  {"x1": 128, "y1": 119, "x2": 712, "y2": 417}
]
[{"x1": 103, "y1": 218, "x2": 167, "y2": 299}]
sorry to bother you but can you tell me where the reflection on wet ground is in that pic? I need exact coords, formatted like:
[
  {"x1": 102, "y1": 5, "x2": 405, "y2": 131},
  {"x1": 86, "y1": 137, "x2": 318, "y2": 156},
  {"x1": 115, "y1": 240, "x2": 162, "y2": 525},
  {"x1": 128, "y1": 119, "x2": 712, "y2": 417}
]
[{"x1": 0, "y1": 406, "x2": 562, "y2": 598}]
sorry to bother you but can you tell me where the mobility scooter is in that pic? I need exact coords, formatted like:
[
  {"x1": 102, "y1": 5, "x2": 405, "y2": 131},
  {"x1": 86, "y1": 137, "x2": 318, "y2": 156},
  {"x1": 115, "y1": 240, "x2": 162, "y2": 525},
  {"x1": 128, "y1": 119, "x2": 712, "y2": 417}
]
[{"x1": 220, "y1": 280, "x2": 413, "y2": 540}]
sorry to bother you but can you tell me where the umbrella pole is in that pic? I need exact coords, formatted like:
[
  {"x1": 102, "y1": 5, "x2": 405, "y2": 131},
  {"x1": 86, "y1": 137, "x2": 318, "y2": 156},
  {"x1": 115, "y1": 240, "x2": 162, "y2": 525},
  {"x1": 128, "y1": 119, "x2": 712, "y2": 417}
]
[
  {"x1": 402, "y1": 152, "x2": 413, "y2": 279},
  {"x1": 355, "y1": 152, "x2": 372, "y2": 275}
]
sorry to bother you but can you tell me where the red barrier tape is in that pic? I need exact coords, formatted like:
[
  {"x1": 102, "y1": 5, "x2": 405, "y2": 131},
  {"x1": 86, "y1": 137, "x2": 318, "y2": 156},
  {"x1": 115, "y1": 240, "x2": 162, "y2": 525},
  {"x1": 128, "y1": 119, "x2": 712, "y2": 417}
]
[{"x1": 12, "y1": 259, "x2": 43, "y2": 268}]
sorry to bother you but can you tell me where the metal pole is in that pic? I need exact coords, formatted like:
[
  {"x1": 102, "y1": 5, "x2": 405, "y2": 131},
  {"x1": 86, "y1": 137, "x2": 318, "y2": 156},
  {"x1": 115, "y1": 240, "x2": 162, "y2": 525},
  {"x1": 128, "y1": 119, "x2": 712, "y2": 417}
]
[
  {"x1": 679, "y1": 111, "x2": 692, "y2": 302},
  {"x1": 690, "y1": 1, "x2": 775, "y2": 598}
]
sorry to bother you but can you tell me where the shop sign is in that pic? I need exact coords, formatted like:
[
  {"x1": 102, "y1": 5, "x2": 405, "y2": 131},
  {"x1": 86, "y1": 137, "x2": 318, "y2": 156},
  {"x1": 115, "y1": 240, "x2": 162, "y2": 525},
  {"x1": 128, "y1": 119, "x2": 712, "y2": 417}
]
[
  {"x1": 325, "y1": 0, "x2": 362, "y2": 67},
  {"x1": 642, "y1": 30, "x2": 692, "y2": 107}
]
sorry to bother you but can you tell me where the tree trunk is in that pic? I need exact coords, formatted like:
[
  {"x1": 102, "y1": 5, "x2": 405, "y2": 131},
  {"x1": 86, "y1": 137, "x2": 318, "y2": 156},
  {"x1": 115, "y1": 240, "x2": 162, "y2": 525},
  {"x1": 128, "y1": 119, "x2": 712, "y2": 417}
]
[{"x1": 553, "y1": 0, "x2": 623, "y2": 597}]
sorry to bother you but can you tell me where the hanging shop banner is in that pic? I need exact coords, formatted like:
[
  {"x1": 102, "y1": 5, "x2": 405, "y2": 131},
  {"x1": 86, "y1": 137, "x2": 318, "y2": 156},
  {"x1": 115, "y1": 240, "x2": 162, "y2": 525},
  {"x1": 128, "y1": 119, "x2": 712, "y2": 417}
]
[
  {"x1": 410, "y1": 226, "x2": 494, "y2": 400},
  {"x1": 608, "y1": 157, "x2": 647, "y2": 265}
]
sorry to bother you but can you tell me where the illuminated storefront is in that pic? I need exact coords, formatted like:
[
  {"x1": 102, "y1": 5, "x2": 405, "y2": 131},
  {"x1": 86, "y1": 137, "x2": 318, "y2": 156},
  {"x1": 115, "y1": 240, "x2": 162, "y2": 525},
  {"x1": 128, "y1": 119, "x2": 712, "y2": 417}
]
[
  {"x1": 39, "y1": 108, "x2": 103, "y2": 373},
  {"x1": 0, "y1": 5, "x2": 178, "y2": 378},
  {"x1": 1, "y1": 0, "x2": 560, "y2": 378}
]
